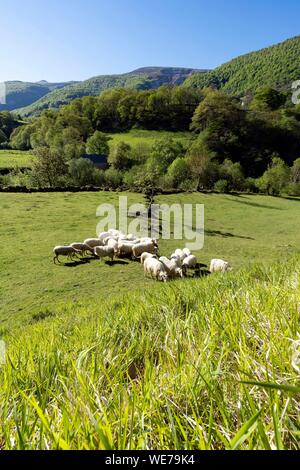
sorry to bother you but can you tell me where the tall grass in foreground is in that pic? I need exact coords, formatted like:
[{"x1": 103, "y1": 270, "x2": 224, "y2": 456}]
[{"x1": 0, "y1": 258, "x2": 300, "y2": 450}]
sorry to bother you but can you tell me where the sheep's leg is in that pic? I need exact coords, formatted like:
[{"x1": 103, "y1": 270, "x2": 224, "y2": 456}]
[{"x1": 55, "y1": 255, "x2": 62, "y2": 264}]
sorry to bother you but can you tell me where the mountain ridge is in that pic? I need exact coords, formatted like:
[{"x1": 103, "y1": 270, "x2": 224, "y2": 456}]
[
  {"x1": 13, "y1": 67, "x2": 207, "y2": 117},
  {"x1": 0, "y1": 80, "x2": 78, "y2": 112},
  {"x1": 183, "y1": 35, "x2": 300, "y2": 96},
  {"x1": 3, "y1": 35, "x2": 300, "y2": 117}
]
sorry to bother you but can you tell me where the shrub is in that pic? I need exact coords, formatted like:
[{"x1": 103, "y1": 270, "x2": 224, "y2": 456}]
[
  {"x1": 167, "y1": 157, "x2": 190, "y2": 188},
  {"x1": 244, "y1": 177, "x2": 258, "y2": 193},
  {"x1": 31, "y1": 147, "x2": 68, "y2": 187},
  {"x1": 284, "y1": 182, "x2": 300, "y2": 196},
  {"x1": 148, "y1": 138, "x2": 185, "y2": 173},
  {"x1": 187, "y1": 140, "x2": 219, "y2": 190},
  {"x1": 104, "y1": 168, "x2": 123, "y2": 189},
  {"x1": 219, "y1": 159, "x2": 245, "y2": 191},
  {"x1": 256, "y1": 156, "x2": 290, "y2": 195},
  {"x1": 108, "y1": 141, "x2": 132, "y2": 170},
  {"x1": 86, "y1": 131, "x2": 111, "y2": 155},
  {"x1": 68, "y1": 158, "x2": 98, "y2": 186},
  {"x1": 214, "y1": 179, "x2": 230, "y2": 193}
]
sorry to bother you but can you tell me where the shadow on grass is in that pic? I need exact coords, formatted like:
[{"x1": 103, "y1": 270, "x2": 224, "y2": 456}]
[
  {"x1": 280, "y1": 196, "x2": 300, "y2": 202},
  {"x1": 205, "y1": 229, "x2": 254, "y2": 240},
  {"x1": 228, "y1": 196, "x2": 283, "y2": 211},
  {"x1": 63, "y1": 259, "x2": 90, "y2": 267},
  {"x1": 105, "y1": 260, "x2": 129, "y2": 266},
  {"x1": 184, "y1": 263, "x2": 210, "y2": 278}
]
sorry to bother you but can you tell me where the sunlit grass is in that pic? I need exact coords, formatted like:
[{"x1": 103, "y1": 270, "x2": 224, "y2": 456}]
[
  {"x1": 107, "y1": 129, "x2": 193, "y2": 150},
  {"x1": 0, "y1": 150, "x2": 34, "y2": 168},
  {"x1": 0, "y1": 258, "x2": 299, "y2": 449}
]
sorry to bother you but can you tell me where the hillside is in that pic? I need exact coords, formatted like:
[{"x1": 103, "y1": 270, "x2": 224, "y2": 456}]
[
  {"x1": 0, "y1": 80, "x2": 76, "y2": 111},
  {"x1": 1, "y1": 191, "x2": 299, "y2": 324},
  {"x1": 184, "y1": 35, "x2": 300, "y2": 96},
  {"x1": 16, "y1": 67, "x2": 206, "y2": 117}
]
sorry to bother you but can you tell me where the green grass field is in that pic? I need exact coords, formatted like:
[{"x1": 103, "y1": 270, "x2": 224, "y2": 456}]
[
  {"x1": 1, "y1": 191, "x2": 300, "y2": 329},
  {"x1": 0, "y1": 150, "x2": 34, "y2": 169},
  {"x1": 1, "y1": 191, "x2": 300, "y2": 449},
  {"x1": 107, "y1": 129, "x2": 193, "y2": 149}
]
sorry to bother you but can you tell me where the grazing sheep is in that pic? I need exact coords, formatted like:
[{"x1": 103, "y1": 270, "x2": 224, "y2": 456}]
[
  {"x1": 126, "y1": 233, "x2": 137, "y2": 241},
  {"x1": 70, "y1": 242, "x2": 94, "y2": 256},
  {"x1": 132, "y1": 241, "x2": 157, "y2": 259},
  {"x1": 53, "y1": 245, "x2": 81, "y2": 264},
  {"x1": 170, "y1": 253, "x2": 182, "y2": 267},
  {"x1": 116, "y1": 241, "x2": 135, "y2": 257},
  {"x1": 140, "y1": 237, "x2": 158, "y2": 244},
  {"x1": 118, "y1": 233, "x2": 127, "y2": 241},
  {"x1": 98, "y1": 231, "x2": 111, "y2": 241},
  {"x1": 144, "y1": 257, "x2": 168, "y2": 282},
  {"x1": 84, "y1": 238, "x2": 104, "y2": 249},
  {"x1": 210, "y1": 259, "x2": 232, "y2": 273},
  {"x1": 106, "y1": 238, "x2": 118, "y2": 250},
  {"x1": 140, "y1": 252, "x2": 157, "y2": 265},
  {"x1": 102, "y1": 235, "x2": 118, "y2": 245},
  {"x1": 174, "y1": 249, "x2": 187, "y2": 262},
  {"x1": 183, "y1": 248, "x2": 191, "y2": 257},
  {"x1": 109, "y1": 229, "x2": 125, "y2": 238},
  {"x1": 182, "y1": 255, "x2": 197, "y2": 270},
  {"x1": 94, "y1": 246, "x2": 115, "y2": 262},
  {"x1": 159, "y1": 256, "x2": 183, "y2": 279}
]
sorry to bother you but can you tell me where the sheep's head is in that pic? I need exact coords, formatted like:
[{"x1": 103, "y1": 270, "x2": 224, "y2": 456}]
[
  {"x1": 159, "y1": 272, "x2": 168, "y2": 283},
  {"x1": 226, "y1": 264, "x2": 233, "y2": 272}
]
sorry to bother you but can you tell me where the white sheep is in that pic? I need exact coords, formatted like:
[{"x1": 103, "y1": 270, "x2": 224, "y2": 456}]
[
  {"x1": 116, "y1": 241, "x2": 135, "y2": 257},
  {"x1": 126, "y1": 233, "x2": 138, "y2": 241},
  {"x1": 170, "y1": 253, "x2": 182, "y2": 267},
  {"x1": 109, "y1": 229, "x2": 125, "y2": 238},
  {"x1": 144, "y1": 257, "x2": 168, "y2": 282},
  {"x1": 159, "y1": 256, "x2": 183, "y2": 278},
  {"x1": 132, "y1": 241, "x2": 157, "y2": 259},
  {"x1": 140, "y1": 237, "x2": 158, "y2": 245},
  {"x1": 106, "y1": 238, "x2": 118, "y2": 250},
  {"x1": 94, "y1": 246, "x2": 115, "y2": 262},
  {"x1": 98, "y1": 231, "x2": 111, "y2": 241},
  {"x1": 183, "y1": 248, "x2": 191, "y2": 257},
  {"x1": 182, "y1": 255, "x2": 197, "y2": 270},
  {"x1": 53, "y1": 245, "x2": 81, "y2": 264},
  {"x1": 70, "y1": 242, "x2": 94, "y2": 256},
  {"x1": 102, "y1": 235, "x2": 118, "y2": 245},
  {"x1": 84, "y1": 238, "x2": 104, "y2": 249},
  {"x1": 140, "y1": 252, "x2": 157, "y2": 265},
  {"x1": 210, "y1": 259, "x2": 232, "y2": 273},
  {"x1": 174, "y1": 249, "x2": 187, "y2": 262}
]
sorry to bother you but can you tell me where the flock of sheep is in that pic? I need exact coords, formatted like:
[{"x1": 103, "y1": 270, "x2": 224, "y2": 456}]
[{"x1": 53, "y1": 229, "x2": 232, "y2": 281}]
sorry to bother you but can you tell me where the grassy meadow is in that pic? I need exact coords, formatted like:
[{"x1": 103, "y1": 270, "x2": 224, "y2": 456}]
[
  {"x1": 1, "y1": 191, "x2": 300, "y2": 328},
  {"x1": 107, "y1": 129, "x2": 193, "y2": 149},
  {"x1": 1, "y1": 191, "x2": 300, "y2": 449},
  {"x1": 0, "y1": 150, "x2": 33, "y2": 169}
]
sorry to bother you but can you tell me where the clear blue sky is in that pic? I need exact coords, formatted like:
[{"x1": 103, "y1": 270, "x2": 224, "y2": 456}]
[{"x1": 1, "y1": 0, "x2": 299, "y2": 82}]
